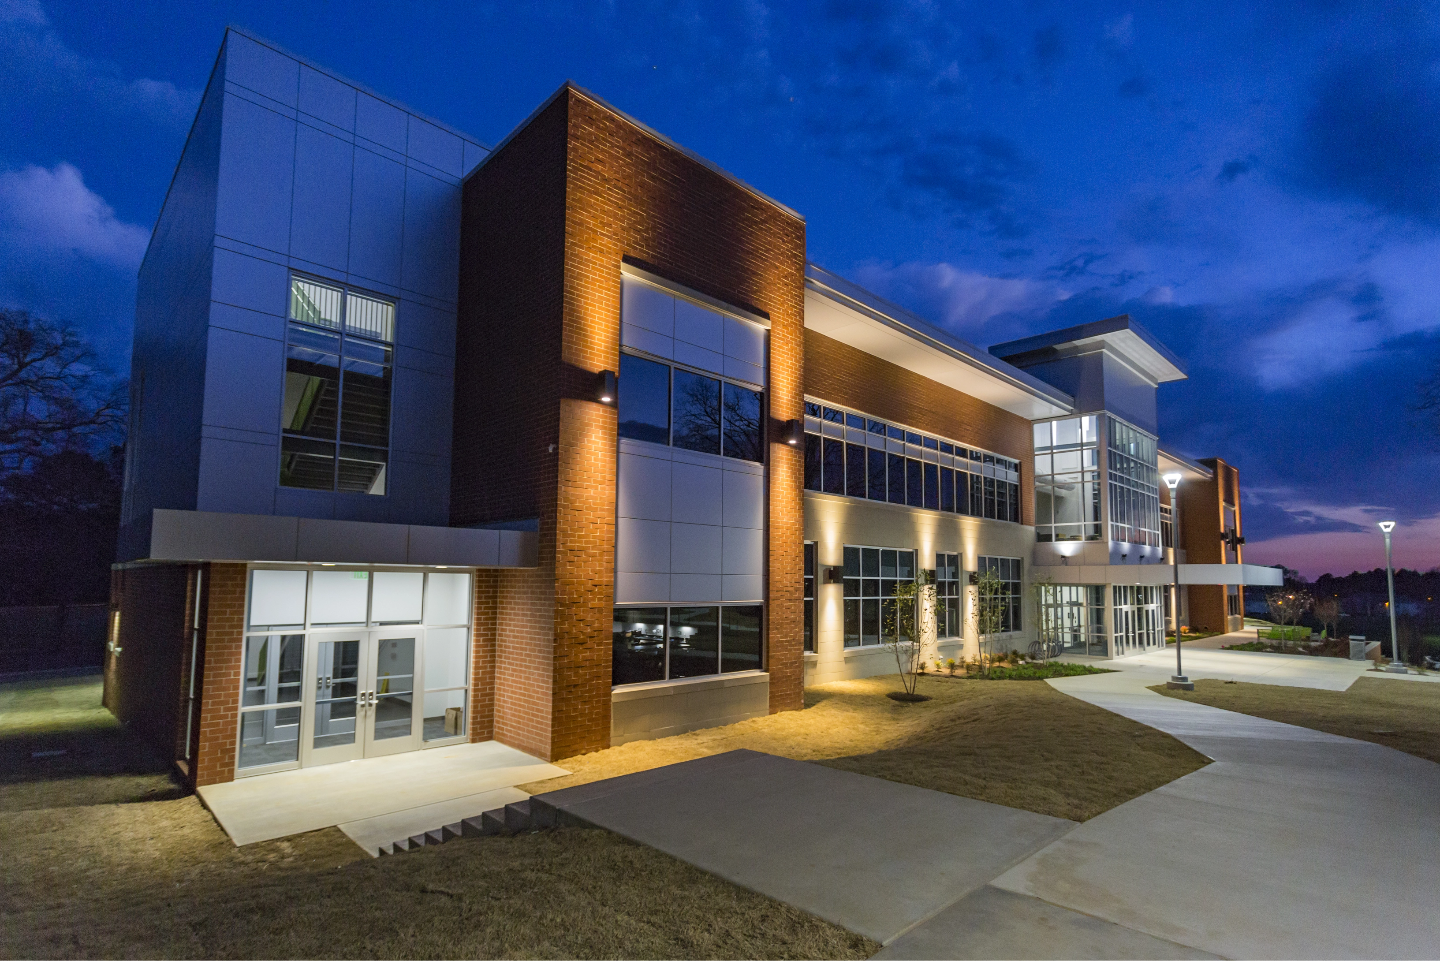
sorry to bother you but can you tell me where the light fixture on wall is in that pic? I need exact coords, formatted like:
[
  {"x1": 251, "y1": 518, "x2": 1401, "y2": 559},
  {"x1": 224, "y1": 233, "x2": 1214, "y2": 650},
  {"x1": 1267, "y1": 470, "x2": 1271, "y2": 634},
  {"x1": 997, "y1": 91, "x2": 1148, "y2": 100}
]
[
  {"x1": 824, "y1": 566, "x2": 844, "y2": 584},
  {"x1": 594, "y1": 369, "x2": 617, "y2": 405},
  {"x1": 780, "y1": 419, "x2": 804, "y2": 446}
]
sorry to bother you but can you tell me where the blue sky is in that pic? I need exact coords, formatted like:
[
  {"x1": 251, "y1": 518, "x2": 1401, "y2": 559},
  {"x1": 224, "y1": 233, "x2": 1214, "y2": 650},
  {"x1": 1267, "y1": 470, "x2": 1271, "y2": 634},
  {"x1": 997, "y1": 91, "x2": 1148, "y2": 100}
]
[{"x1": 3, "y1": 0, "x2": 1438, "y2": 576}]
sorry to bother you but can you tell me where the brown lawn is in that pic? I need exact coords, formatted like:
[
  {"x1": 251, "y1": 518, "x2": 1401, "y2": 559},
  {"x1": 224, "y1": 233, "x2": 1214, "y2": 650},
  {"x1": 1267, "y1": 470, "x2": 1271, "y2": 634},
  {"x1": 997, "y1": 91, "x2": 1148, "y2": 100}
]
[{"x1": 1153, "y1": 675, "x2": 1440, "y2": 764}]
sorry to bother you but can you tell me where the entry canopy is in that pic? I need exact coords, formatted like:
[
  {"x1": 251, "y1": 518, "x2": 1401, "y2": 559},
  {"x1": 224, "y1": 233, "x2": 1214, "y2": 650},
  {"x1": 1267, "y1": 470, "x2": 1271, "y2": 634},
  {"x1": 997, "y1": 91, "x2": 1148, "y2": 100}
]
[{"x1": 1039, "y1": 562, "x2": 1283, "y2": 587}]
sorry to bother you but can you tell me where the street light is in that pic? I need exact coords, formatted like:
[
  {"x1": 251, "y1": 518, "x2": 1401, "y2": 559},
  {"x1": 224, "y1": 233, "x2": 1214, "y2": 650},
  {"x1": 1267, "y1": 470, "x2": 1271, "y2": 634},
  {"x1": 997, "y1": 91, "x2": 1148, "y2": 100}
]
[
  {"x1": 1163, "y1": 472, "x2": 1193, "y2": 690},
  {"x1": 1378, "y1": 521, "x2": 1406, "y2": 674}
]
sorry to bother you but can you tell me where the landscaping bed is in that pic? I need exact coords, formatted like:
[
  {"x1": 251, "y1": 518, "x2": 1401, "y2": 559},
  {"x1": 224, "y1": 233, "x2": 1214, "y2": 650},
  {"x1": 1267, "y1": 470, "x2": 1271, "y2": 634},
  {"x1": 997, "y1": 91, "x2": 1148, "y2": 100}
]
[
  {"x1": 923, "y1": 662, "x2": 1114, "y2": 681},
  {"x1": 1222, "y1": 638, "x2": 1351, "y2": 657},
  {"x1": 1152, "y1": 676, "x2": 1440, "y2": 765}
]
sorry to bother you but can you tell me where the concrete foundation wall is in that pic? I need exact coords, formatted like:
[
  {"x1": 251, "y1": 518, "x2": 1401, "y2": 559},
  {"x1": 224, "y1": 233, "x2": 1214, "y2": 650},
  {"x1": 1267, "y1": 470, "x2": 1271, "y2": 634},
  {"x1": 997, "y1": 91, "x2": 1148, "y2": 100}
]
[{"x1": 611, "y1": 671, "x2": 770, "y2": 745}]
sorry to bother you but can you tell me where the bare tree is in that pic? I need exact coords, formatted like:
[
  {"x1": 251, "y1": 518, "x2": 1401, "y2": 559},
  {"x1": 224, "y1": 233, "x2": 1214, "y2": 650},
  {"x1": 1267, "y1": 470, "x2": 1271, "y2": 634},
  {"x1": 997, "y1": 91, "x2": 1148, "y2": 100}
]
[
  {"x1": 971, "y1": 567, "x2": 1008, "y2": 675},
  {"x1": 1266, "y1": 588, "x2": 1313, "y2": 641},
  {"x1": 884, "y1": 569, "x2": 932, "y2": 698},
  {"x1": 1313, "y1": 596, "x2": 1342, "y2": 638},
  {"x1": 1, "y1": 309, "x2": 125, "y2": 475}
]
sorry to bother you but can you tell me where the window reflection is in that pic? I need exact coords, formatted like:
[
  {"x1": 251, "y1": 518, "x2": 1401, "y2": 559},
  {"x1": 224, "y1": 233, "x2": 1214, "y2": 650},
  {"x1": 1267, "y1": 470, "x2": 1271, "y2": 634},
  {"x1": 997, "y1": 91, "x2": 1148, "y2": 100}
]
[
  {"x1": 673, "y1": 369, "x2": 722, "y2": 455},
  {"x1": 667, "y1": 606, "x2": 720, "y2": 678},
  {"x1": 613, "y1": 607, "x2": 666, "y2": 685},
  {"x1": 618, "y1": 353, "x2": 670, "y2": 444}
]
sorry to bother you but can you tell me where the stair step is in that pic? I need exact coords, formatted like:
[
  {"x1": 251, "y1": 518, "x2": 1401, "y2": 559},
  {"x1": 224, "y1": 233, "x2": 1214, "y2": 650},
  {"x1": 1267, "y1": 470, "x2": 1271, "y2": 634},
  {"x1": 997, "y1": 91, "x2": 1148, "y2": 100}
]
[
  {"x1": 443, "y1": 822, "x2": 464, "y2": 841},
  {"x1": 480, "y1": 809, "x2": 507, "y2": 836},
  {"x1": 426, "y1": 828, "x2": 446, "y2": 845},
  {"x1": 503, "y1": 799, "x2": 533, "y2": 834},
  {"x1": 409, "y1": 833, "x2": 428, "y2": 849},
  {"x1": 461, "y1": 816, "x2": 487, "y2": 838}
]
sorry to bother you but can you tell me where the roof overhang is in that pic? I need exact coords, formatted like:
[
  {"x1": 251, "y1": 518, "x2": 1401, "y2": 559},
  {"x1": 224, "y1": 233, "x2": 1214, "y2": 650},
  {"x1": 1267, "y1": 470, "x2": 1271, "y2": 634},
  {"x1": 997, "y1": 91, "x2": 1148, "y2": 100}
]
[
  {"x1": 1159, "y1": 447, "x2": 1213, "y2": 482},
  {"x1": 804, "y1": 265, "x2": 1074, "y2": 421},
  {"x1": 1036, "y1": 562, "x2": 1283, "y2": 587},
  {"x1": 143, "y1": 510, "x2": 538, "y2": 568},
  {"x1": 990, "y1": 314, "x2": 1187, "y2": 385}
]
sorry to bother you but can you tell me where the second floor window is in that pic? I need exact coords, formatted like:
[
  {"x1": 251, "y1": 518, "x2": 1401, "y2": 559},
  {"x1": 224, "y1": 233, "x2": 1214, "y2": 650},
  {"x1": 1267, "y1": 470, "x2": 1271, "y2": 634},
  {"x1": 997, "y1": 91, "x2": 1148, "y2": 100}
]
[
  {"x1": 617, "y1": 352, "x2": 764, "y2": 463},
  {"x1": 281, "y1": 277, "x2": 394, "y2": 495}
]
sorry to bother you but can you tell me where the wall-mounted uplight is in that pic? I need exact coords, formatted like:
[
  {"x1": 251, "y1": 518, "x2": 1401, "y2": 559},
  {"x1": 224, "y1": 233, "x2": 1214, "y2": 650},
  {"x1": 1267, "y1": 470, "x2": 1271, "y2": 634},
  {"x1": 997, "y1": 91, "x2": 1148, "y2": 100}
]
[
  {"x1": 594, "y1": 369, "x2": 617, "y2": 406},
  {"x1": 780, "y1": 418, "x2": 804, "y2": 446}
]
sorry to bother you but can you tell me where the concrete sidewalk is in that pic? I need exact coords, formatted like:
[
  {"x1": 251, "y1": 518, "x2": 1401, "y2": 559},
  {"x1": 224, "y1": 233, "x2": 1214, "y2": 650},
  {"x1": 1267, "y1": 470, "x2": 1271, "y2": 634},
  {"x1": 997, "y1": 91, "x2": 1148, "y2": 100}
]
[
  {"x1": 977, "y1": 666, "x2": 1440, "y2": 959},
  {"x1": 531, "y1": 750, "x2": 1076, "y2": 945}
]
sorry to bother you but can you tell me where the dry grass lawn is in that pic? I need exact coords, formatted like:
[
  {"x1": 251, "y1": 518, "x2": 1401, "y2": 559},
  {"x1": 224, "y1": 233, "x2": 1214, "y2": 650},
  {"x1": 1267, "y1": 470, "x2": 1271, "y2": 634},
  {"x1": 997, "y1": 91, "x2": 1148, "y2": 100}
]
[
  {"x1": 1154, "y1": 676, "x2": 1440, "y2": 764},
  {"x1": 0, "y1": 675, "x2": 875, "y2": 960},
  {"x1": 526, "y1": 674, "x2": 1209, "y2": 822}
]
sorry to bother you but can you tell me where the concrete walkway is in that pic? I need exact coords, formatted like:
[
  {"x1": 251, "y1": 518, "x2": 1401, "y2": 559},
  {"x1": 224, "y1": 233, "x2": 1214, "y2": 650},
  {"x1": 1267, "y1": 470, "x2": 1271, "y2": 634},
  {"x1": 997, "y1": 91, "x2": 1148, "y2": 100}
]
[
  {"x1": 972, "y1": 656, "x2": 1440, "y2": 959},
  {"x1": 532, "y1": 750, "x2": 1076, "y2": 945}
]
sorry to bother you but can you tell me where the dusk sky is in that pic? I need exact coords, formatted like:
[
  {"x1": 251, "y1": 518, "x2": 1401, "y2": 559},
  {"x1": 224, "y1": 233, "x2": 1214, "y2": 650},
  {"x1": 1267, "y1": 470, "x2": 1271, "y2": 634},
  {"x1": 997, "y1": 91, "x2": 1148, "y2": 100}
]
[{"x1": 3, "y1": 0, "x2": 1438, "y2": 578}]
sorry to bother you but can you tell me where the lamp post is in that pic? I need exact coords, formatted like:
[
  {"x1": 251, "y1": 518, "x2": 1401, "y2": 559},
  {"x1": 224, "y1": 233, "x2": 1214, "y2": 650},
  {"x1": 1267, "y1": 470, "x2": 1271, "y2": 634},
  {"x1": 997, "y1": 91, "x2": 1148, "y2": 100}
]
[
  {"x1": 1163, "y1": 472, "x2": 1193, "y2": 690},
  {"x1": 1379, "y1": 521, "x2": 1406, "y2": 674}
]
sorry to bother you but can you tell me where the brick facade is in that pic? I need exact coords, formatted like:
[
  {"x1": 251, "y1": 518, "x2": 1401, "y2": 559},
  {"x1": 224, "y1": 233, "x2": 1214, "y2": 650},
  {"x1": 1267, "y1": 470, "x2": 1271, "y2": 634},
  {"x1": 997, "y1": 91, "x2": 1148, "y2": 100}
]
[
  {"x1": 803, "y1": 328, "x2": 1037, "y2": 527},
  {"x1": 1179, "y1": 458, "x2": 1244, "y2": 632},
  {"x1": 194, "y1": 562, "x2": 246, "y2": 787},
  {"x1": 454, "y1": 86, "x2": 806, "y2": 758}
]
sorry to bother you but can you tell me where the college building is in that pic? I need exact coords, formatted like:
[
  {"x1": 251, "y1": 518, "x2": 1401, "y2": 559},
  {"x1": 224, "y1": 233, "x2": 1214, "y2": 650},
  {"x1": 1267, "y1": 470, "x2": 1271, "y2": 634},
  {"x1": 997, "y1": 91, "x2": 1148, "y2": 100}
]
[{"x1": 105, "y1": 29, "x2": 1279, "y2": 790}]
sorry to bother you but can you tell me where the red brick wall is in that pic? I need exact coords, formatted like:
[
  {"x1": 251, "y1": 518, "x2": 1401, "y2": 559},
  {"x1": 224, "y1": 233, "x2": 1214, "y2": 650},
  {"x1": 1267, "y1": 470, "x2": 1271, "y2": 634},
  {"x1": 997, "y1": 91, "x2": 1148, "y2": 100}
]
[
  {"x1": 103, "y1": 563, "x2": 194, "y2": 768},
  {"x1": 195, "y1": 562, "x2": 246, "y2": 787},
  {"x1": 453, "y1": 86, "x2": 807, "y2": 758},
  {"x1": 468, "y1": 570, "x2": 498, "y2": 743},
  {"x1": 1179, "y1": 459, "x2": 1245, "y2": 633},
  {"x1": 803, "y1": 329, "x2": 1037, "y2": 526}
]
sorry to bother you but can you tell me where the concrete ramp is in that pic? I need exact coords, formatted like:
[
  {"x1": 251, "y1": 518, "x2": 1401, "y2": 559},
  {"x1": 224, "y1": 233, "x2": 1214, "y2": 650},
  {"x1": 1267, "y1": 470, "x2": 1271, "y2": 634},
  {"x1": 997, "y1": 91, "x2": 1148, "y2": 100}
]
[{"x1": 531, "y1": 750, "x2": 1076, "y2": 944}]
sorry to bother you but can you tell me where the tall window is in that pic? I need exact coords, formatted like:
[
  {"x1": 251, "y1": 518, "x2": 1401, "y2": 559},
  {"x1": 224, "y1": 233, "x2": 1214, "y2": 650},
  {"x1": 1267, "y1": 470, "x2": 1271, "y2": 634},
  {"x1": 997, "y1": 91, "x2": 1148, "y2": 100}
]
[
  {"x1": 935, "y1": 553, "x2": 962, "y2": 638},
  {"x1": 842, "y1": 546, "x2": 916, "y2": 648},
  {"x1": 1112, "y1": 584, "x2": 1163, "y2": 653},
  {"x1": 617, "y1": 352, "x2": 763, "y2": 463},
  {"x1": 1107, "y1": 418, "x2": 1160, "y2": 546},
  {"x1": 977, "y1": 556, "x2": 1022, "y2": 633},
  {"x1": 1161, "y1": 503, "x2": 1174, "y2": 548},
  {"x1": 1033, "y1": 416, "x2": 1100, "y2": 542},
  {"x1": 802, "y1": 400, "x2": 1022, "y2": 524},
  {"x1": 803, "y1": 543, "x2": 816, "y2": 653},
  {"x1": 612, "y1": 605, "x2": 763, "y2": 687},
  {"x1": 1038, "y1": 584, "x2": 1106, "y2": 656},
  {"x1": 281, "y1": 277, "x2": 394, "y2": 495}
]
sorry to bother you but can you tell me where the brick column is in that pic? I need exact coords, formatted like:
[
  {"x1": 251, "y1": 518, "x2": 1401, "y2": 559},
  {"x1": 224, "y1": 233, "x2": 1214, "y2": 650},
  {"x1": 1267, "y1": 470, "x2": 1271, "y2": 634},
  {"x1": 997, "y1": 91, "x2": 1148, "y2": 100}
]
[
  {"x1": 195, "y1": 562, "x2": 246, "y2": 787},
  {"x1": 469, "y1": 570, "x2": 498, "y2": 742}
]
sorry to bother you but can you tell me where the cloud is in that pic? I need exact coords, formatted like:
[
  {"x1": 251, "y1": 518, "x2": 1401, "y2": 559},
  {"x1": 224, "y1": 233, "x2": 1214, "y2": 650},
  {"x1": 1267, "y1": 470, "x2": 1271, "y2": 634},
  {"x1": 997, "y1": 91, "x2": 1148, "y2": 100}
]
[
  {"x1": 1244, "y1": 510, "x2": 1440, "y2": 579},
  {"x1": 1294, "y1": 41, "x2": 1440, "y2": 220},
  {"x1": 0, "y1": 0, "x2": 198, "y2": 125},
  {"x1": 1217, "y1": 156, "x2": 1256, "y2": 182},
  {"x1": 0, "y1": 163, "x2": 148, "y2": 268},
  {"x1": 1031, "y1": 25, "x2": 1065, "y2": 73},
  {"x1": 850, "y1": 260, "x2": 1068, "y2": 343}
]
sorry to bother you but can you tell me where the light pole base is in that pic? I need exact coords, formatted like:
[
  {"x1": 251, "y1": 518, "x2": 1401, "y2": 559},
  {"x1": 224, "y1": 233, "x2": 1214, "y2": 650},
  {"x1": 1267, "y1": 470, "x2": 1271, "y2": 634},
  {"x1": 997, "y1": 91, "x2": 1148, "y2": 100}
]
[
  {"x1": 1167, "y1": 675, "x2": 1195, "y2": 691},
  {"x1": 1385, "y1": 663, "x2": 1410, "y2": 674}
]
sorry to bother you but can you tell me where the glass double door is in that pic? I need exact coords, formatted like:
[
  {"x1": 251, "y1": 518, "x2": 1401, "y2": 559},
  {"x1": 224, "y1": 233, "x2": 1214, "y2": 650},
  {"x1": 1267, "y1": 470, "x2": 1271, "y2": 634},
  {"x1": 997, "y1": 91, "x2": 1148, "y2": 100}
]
[{"x1": 303, "y1": 629, "x2": 421, "y2": 767}]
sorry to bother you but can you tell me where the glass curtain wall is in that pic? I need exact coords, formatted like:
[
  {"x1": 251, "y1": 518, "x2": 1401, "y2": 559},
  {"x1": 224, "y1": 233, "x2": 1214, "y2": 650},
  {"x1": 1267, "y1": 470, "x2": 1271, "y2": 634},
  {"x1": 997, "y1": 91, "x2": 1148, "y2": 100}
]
[
  {"x1": 1037, "y1": 585, "x2": 1106, "y2": 656},
  {"x1": 611, "y1": 605, "x2": 764, "y2": 686},
  {"x1": 1033, "y1": 416, "x2": 1101, "y2": 542},
  {"x1": 1107, "y1": 419, "x2": 1161, "y2": 547},
  {"x1": 802, "y1": 401, "x2": 1022, "y2": 523},
  {"x1": 1112, "y1": 585, "x2": 1163, "y2": 654}
]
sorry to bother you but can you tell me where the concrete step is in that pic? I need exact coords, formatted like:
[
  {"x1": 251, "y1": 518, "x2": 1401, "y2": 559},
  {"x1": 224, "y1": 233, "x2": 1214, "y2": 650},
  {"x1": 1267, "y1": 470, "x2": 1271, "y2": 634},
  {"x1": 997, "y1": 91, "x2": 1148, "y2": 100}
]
[
  {"x1": 461, "y1": 816, "x2": 487, "y2": 838},
  {"x1": 503, "y1": 799, "x2": 533, "y2": 833},
  {"x1": 426, "y1": 828, "x2": 446, "y2": 845},
  {"x1": 480, "y1": 809, "x2": 507, "y2": 835},
  {"x1": 443, "y1": 821, "x2": 464, "y2": 841}
]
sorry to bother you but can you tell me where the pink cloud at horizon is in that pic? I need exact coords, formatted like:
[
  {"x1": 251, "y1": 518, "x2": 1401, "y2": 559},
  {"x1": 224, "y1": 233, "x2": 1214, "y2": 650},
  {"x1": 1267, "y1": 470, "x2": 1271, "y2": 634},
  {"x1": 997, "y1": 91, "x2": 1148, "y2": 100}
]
[{"x1": 1243, "y1": 513, "x2": 1440, "y2": 581}]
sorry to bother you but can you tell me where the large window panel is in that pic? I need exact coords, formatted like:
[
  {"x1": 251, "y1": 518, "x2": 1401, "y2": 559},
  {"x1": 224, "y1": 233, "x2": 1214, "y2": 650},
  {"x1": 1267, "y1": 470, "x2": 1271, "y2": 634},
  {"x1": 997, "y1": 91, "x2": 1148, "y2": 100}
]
[
  {"x1": 425, "y1": 572, "x2": 472, "y2": 625},
  {"x1": 339, "y1": 339, "x2": 392, "y2": 449},
  {"x1": 672, "y1": 369, "x2": 722, "y2": 455},
  {"x1": 310, "y1": 570, "x2": 369, "y2": 626},
  {"x1": 282, "y1": 327, "x2": 340, "y2": 440},
  {"x1": 845, "y1": 443, "x2": 866, "y2": 498},
  {"x1": 618, "y1": 353, "x2": 671, "y2": 444},
  {"x1": 423, "y1": 627, "x2": 468, "y2": 741},
  {"x1": 279, "y1": 436, "x2": 336, "y2": 491},
  {"x1": 804, "y1": 433, "x2": 822, "y2": 491},
  {"x1": 721, "y1": 605, "x2": 762, "y2": 672},
  {"x1": 721, "y1": 382, "x2": 764, "y2": 462},
  {"x1": 613, "y1": 607, "x2": 666, "y2": 685},
  {"x1": 248, "y1": 569, "x2": 307, "y2": 630},
  {"x1": 822, "y1": 438, "x2": 844, "y2": 495},
  {"x1": 668, "y1": 606, "x2": 720, "y2": 678},
  {"x1": 371, "y1": 572, "x2": 423, "y2": 624}
]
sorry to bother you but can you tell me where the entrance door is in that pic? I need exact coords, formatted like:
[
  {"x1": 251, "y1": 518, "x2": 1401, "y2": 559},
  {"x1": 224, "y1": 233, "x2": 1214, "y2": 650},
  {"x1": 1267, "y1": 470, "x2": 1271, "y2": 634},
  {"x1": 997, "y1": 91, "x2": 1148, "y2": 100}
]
[{"x1": 302, "y1": 630, "x2": 423, "y2": 767}]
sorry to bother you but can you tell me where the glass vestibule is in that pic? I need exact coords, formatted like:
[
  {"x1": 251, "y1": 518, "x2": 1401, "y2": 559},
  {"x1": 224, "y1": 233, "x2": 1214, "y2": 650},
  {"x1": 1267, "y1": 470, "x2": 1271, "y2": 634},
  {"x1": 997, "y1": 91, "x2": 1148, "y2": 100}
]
[{"x1": 236, "y1": 567, "x2": 473, "y2": 776}]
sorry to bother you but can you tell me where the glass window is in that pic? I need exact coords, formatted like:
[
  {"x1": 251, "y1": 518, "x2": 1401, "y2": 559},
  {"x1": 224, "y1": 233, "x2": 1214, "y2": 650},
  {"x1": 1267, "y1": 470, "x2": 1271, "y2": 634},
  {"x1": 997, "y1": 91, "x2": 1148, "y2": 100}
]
[
  {"x1": 867, "y1": 448, "x2": 887, "y2": 501},
  {"x1": 923, "y1": 462, "x2": 939, "y2": 510},
  {"x1": 1112, "y1": 584, "x2": 1163, "y2": 653},
  {"x1": 619, "y1": 353, "x2": 671, "y2": 444},
  {"x1": 613, "y1": 607, "x2": 666, "y2": 685},
  {"x1": 672, "y1": 369, "x2": 722, "y2": 454},
  {"x1": 935, "y1": 553, "x2": 962, "y2": 638},
  {"x1": 282, "y1": 277, "x2": 394, "y2": 495},
  {"x1": 668, "y1": 606, "x2": 720, "y2": 678},
  {"x1": 238, "y1": 633, "x2": 304, "y2": 769},
  {"x1": 1038, "y1": 584, "x2": 1107, "y2": 656},
  {"x1": 803, "y1": 543, "x2": 815, "y2": 654},
  {"x1": 823, "y1": 438, "x2": 845, "y2": 495},
  {"x1": 842, "y1": 545, "x2": 915, "y2": 648},
  {"x1": 425, "y1": 572, "x2": 472, "y2": 625},
  {"x1": 887, "y1": 453, "x2": 905, "y2": 504},
  {"x1": 371, "y1": 572, "x2": 423, "y2": 624},
  {"x1": 845, "y1": 443, "x2": 866, "y2": 498},
  {"x1": 721, "y1": 606, "x2": 763, "y2": 672},
  {"x1": 310, "y1": 570, "x2": 369, "y2": 626},
  {"x1": 722, "y1": 382, "x2": 764, "y2": 462},
  {"x1": 977, "y1": 556, "x2": 1023, "y2": 633},
  {"x1": 804, "y1": 433, "x2": 822, "y2": 491},
  {"x1": 248, "y1": 569, "x2": 307, "y2": 630},
  {"x1": 845, "y1": 412, "x2": 865, "y2": 429},
  {"x1": 423, "y1": 627, "x2": 468, "y2": 741}
]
